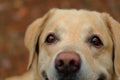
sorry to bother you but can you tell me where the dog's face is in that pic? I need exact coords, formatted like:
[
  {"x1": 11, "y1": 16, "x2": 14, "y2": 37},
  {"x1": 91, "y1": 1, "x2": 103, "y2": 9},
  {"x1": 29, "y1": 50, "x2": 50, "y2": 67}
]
[{"x1": 25, "y1": 9, "x2": 120, "y2": 80}]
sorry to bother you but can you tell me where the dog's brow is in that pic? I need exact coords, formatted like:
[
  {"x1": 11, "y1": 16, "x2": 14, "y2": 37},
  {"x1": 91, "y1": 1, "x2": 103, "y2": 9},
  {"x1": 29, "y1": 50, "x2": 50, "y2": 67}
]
[
  {"x1": 54, "y1": 25, "x2": 66, "y2": 36},
  {"x1": 81, "y1": 24, "x2": 93, "y2": 39}
]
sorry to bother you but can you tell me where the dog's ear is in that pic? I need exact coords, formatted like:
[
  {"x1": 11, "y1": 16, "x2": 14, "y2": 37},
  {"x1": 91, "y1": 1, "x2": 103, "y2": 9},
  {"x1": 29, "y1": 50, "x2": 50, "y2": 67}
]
[
  {"x1": 24, "y1": 9, "x2": 57, "y2": 70},
  {"x1": 101, "y1": 13, "x2": 120, "y2": 80}
]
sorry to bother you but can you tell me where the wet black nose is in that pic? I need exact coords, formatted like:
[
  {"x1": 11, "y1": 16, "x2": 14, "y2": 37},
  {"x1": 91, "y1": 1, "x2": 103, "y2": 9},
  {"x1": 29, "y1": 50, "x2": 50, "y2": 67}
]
[{"x1": 55, "y1": 52, "x2": 81, "y2": 73}]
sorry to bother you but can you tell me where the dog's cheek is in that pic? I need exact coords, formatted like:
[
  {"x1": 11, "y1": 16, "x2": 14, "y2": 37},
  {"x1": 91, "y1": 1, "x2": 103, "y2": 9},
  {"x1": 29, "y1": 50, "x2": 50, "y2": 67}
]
[
  {"x1": 38, "y1": 50, "x2": 51, "y2": 73},
  {"x1": 38, "y1": 49, "x2": 58, "y2": 80}
]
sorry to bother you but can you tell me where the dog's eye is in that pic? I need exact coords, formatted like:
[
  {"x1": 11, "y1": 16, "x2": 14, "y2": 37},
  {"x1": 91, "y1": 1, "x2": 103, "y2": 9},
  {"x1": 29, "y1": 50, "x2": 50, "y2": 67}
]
[
  {"x1": 45, "y1": 33, "x2": 58, "y2": 44},
  {"x1": 89, "y1": 35, "x2": 103, "y2": 47}
]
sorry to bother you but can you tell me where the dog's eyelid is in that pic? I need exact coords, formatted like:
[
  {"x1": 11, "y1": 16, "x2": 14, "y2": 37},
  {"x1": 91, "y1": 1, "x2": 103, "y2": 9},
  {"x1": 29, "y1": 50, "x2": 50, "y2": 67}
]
[
  {"x1": 88, "y1": 35, "x2": 104, "y2": 48},
  {"x1": 45, "y1": 33, "x2": 59, "y2": 45}
]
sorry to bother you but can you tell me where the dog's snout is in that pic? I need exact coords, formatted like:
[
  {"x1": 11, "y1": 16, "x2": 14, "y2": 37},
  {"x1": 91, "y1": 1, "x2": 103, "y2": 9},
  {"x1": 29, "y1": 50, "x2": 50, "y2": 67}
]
[{"x1": 55, "y1": 52, "x2": 81, "y2": 73}]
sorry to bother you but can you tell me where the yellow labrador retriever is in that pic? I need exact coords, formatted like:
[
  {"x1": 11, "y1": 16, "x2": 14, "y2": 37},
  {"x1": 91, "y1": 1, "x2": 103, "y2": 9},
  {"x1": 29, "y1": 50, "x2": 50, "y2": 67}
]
[{"x1": 6, "y1": 9, "x2": 120, "y2": 80}]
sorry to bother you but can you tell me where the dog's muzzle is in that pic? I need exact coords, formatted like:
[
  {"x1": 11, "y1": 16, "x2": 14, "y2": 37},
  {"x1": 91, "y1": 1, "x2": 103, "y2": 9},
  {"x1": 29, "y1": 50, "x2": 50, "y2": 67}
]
[{"x1": 42, "y1": 51, "x2": 106, "y2": 80}]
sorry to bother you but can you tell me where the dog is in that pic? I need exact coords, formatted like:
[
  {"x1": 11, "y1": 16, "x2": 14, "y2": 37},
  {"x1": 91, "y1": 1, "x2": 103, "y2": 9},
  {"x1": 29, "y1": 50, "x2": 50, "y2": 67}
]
[{"x1": 6, "y1": 8, "x2": 120, "y2": 80}]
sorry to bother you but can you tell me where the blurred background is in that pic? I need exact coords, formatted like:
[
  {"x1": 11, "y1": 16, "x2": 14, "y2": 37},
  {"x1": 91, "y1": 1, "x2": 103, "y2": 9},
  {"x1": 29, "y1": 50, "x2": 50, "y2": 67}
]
[{"x1": 0, "y1": 0, "x2": 120, "y2": 80}]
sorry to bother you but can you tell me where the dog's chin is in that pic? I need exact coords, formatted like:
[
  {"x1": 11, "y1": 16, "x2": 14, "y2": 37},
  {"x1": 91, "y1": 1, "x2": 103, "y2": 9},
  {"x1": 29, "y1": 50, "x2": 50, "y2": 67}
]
[
  {"x1": 42, "y1": 71, "x2": 78, "y2": 80},
  {"x1": 45, "y1": 75, "x2": 77, "y2": 80},
  {"x1": 58, "y1": 76, "x2": 77, "y2": 80},
  {"x1": 42, "y1": 71, "x2": 106, "y2": 80},
  {"x1": 57, "y1": 72, "x2": 78, "y2": 80}
]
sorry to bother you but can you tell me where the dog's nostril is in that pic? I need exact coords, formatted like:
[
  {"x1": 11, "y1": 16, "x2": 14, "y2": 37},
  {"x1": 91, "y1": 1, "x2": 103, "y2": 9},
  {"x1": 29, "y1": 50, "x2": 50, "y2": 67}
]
[
  {"x1": 58, "y1": 60, "x2": 64, "y2": 67},
  {"x1": 97, "y1": 74, "x2": 106, "y2": 80},
  {"x1": 70, "y1": 59, "x2": 77, "y2": 66},
  {"x1": 70, "y1": 59, "x2": 75, "y2": 65},
  {"x1": 55, "y1": 59, "x2": 64, "y2": 72},
  {"x1": 70, "y1": 59, "x2": 80, "y2": 72}
]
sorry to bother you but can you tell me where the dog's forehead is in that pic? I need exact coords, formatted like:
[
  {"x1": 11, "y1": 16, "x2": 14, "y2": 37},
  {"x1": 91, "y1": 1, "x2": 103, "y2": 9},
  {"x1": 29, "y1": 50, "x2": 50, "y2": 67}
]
[
  {"x1": 40, "y1": 10, "x2": 112, "y2": 47},
  {"x1": 44, "y1": 10, "x2": 108, "y2": 34}
]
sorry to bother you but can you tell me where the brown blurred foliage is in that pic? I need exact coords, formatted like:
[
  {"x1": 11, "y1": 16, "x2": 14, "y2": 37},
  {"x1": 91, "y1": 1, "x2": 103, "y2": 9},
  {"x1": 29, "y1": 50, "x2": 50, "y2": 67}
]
[{"x1": 0, "y1": 0, "x2": 120, "y2": 80}]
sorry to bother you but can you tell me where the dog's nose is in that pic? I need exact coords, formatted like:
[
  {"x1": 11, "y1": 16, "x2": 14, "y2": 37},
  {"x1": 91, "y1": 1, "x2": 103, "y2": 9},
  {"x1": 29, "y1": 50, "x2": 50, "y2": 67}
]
[{"x1": 55, "y1": 52, "x2": 81, "y2": 73}]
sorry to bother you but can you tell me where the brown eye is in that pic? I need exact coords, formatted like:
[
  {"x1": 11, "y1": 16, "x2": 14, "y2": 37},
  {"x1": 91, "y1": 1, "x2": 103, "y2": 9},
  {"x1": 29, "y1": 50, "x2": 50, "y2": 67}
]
[
  {"x1": 45, "y1": 33, "x2": 58, "y2": 44},
  {"x1": 89, "y1": 35, "x2": 103, "y2": 47}
]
